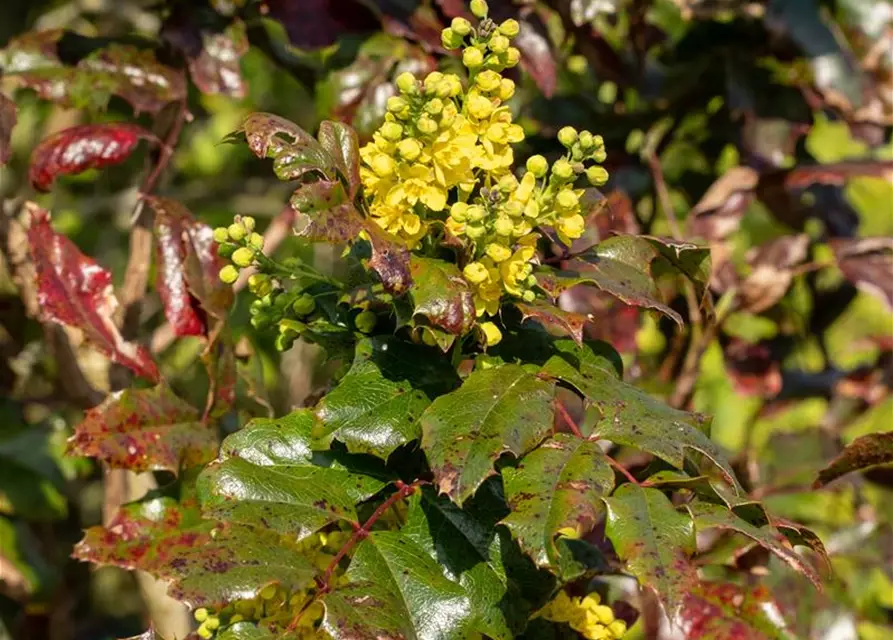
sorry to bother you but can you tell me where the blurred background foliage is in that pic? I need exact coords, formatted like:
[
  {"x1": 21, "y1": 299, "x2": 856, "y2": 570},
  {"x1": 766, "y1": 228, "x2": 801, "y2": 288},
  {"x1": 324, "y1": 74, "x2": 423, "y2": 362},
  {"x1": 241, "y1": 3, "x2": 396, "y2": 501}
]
[{"x1": 0, "y1": 0, "x2": 890, "y2": 639}]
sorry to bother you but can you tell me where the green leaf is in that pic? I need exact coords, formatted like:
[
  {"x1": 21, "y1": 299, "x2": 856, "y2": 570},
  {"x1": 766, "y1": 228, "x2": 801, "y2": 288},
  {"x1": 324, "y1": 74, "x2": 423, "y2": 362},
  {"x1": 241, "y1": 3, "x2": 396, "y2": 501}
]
[
  {"x1": 515, "y1": 301, "x2": 587, "y2": 345},
  {"x1": 317, "y1": 120, "x2": 361, "y2": 198},
  {"x1": 543, "y1": 355, "x2": 741, "y2": 490},
  {"x1": 643, "y1": 235, "x2": 712, "y2": 302},
  {"x1": 409, "y1": 256, "x2": 475, "y2": 337},
  {"x1": 0, "y1": 424, "x2": 67, "y2": 521},
  {"x1": 678, "y1": 581, "x2": 795, "y2": 639},
  {"x1": 322, "y1": 530, "x2": 473, "y2": 640},
  {"x1": 240, "y1": 112, "x2": 332, "y2": 180},
  {"x1": 813, "y1": 431, "x2": 893, "y2": 488},
  {"x1": 67, "y1": 385, "x2": 215, "y2": 473},
  {"x1": 74, "y1": 495, "x2": 316, "y2": 608},
  {"x1": 314, "y1": 337, "x2": 458, "y2": 458},
  {"x1": 217, "y1": 623, "x2": 275, "y2": 640},
  {"x1": 403, "y1": 487, "x2": 525, "y2": 639},
  {"x1": 604, "y1": 484, "x2": 698, "y2": 615},
  {"x1": 421, "y1": 364, "x2": 556, "y2": 505},
  {"x1": 501, "y1": 434, "x2": 614, "y2": 572},
  {"x1": 0, "y1": 516, "x2": 56, "y2": 598},
  {"x1": 198, "y1": 410, "x2": 387, "y2": 540},
  {"x1": 686, "y1": 501, "x2": 821, "y2": 590}
]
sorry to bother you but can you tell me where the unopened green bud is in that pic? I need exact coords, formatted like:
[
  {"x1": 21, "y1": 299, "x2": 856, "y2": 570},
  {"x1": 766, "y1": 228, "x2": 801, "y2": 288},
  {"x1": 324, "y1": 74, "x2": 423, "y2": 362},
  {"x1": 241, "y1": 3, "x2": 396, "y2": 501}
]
[
  {"x1": 451, "y1": 17, "x2": 472, "y2": 36},
  {"x1": 249, "y1": 232, "x2": 264, "y2": 250},
  {"x1": 586, "y1": 166, "x2": 609, "y2": 186},
  {"x1": 567, "y1": 54, "x2": 587, "y2": 75},
  {"x1": 248, "y1": 273, "x2": 272, "y2": 297},
  {"x1": 498, "y1": 19, "x2": 520, "y2": 37},
  {"x1": 441, "y1": 28, "x2": 463, "y2": 50},
  {"x1": 578, "y1": 130, "x2": 594, "y2": 149},
  {"x1": 557, "y1": 126, "x2": 577, "y2": 146},
  {"x1": 227, "y1": 223, "x2": 246, "y2": 242},
  {"x1": 212, "y1": 227, "x2": 229, "y2": 244},
  {"x1": 240, "y1": 216, "x2": 256, "y2": 231},
  {"x1": 292, "y1": 294, "x2": 316, "y2": 316},
  {"x1": 526, "y1": 154, "x2": 548, "y2": 177},
  {"x1": 552, "y1": 158, "x2": 574, "y2": 179},
  {"x1": 395, "y1": 72, "x2": 417, "y2": 94},
  {"x1": 380, "y1": 121, "x2": 403, "y2": 141},
  {"x1": 470, "y1": 0, "x2": 488, "y2": 18}
]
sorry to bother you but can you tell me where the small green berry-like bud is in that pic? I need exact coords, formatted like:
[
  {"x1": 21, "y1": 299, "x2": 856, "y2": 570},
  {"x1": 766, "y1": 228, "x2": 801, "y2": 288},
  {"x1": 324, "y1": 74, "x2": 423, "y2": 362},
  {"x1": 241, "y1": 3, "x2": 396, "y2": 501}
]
[
  {"x1": 232, "y1": 247, "x2": 254, "y2": 268},
  {"x1": 451, "y1": 17, "x2": 472, "y2": 36},
  {"x1": 463, "y1": 47, "x2": 485, "y2": 68},
  {"x1": 219, "y1": 265, "x2": 239, "y2": 284},
  {"x1": 205, "y1": 617, "x2": 220, "y2": 631},
  {"x1": 197, "y1": 625, "x2": 212, "y2": 640},
  {"x1": 465, "y1": 223, "x2": 487, "y2": 239},
  {"x1": 552, "y1": 158, "x2": 574, "y2": 179},
  {"x1": 241, "y1": 216, "x2": 256, "y2": 231},
  {"x1": 292, "y1": 294, "x2": 316, "y2": 316},
  {"x1": 526, "y1": 154, "x2": 548, "y2": 177},
  {"x1": 355, "y1": 310, "x2": 377, "y2": 333},
  {"x1": 586, "y1": 166, "x2": 609, "y2": 186},
  {"x1": 248, "y1": 273, "x2": 271, "y2": 297},
  {"x1": 217, "y1": 243, "x2": 235, "y2": 258},
  {"x1": 499, "y1": 19, "x2": 520, "y2": 37},
  {"x1": 470, "y1": 0, "x2": 488, "y2": 18},
  {"x1": 213, "y1": 227, "x2": 228, "y2": 244},
  {"x1": 395, "y1": 72, "x2": 417, "y2": 94},
  {"x1": 227, "y1": 223, "x2": 246, "y2": 242},
  {"x1": 567, "y1": 54, "x2": 587, "y2": 75},
  {"x1": 556, "y1": 189, "x2": 579, "y2": 210},
  {"x1": 522, "y1": 289, "x2": 536, "y2": 302},
  {"x1": 249, "y1": 232, "x2": 264, "y2": 250},
  {"x1": 557, "y1": 126, "x2": 578, "y2": 146}
]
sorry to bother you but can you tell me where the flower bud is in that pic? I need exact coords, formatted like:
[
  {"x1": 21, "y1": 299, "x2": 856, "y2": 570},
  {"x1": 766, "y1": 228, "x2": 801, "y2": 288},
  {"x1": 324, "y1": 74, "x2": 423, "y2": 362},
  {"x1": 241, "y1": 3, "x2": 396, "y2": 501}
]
[
  {"x1": 522, "y1": 289, "x2": 536, "y2": 302},
  {"x1": 380, "y1": 121, "x2": 403, "y2": 141},
  {"x1": 465, "y1": 205, "x2": 487, "y2": 222},
  {"x1": 489, "y1": 34, "x2": 509, "y2": 54},
  {"x1": 194, "y1": 608, "x2": 209, "y2": 622},
  {"x1": 486, "y1": 243, "x2": 512, "y2": 262},
  {"x1": 497, "y1": 78, "x2": 515, "y2": 100},
  {"x1": 441, "y1": 27, "x2": 462, "y2": 50},
  {"x1": 494, "y1": 216, "x2": 514, "y2": 236},
  {"x1": 227, "y1": 223, "x2": 246, "y2": 242},
  {"x1": 586, "y1": 166, "x2": 609, "y2": 186},
  {"x1": 470, "y1": 0, "x2": 488, "y2": 18},
  {"x1": 463, "y1": 47, "x2": 484, "y2": 68},
  {"x1": 371, "y1": 154, "x2": 396, "y2": 177},
  {"x1": 526, "y1": 154, "x2": 548, "y2": 177},
  {"x1": 503, "y1": 47, "x2": 520, "y2": 67},
  {"x1": 240, "y1": 216, "x2": 256, "y2": 231},
  {"x1": 465, "y1": 223, "x2": 487, "y2": 239},
  {"x1": 497, "y1": 174, "x2": 518, "y2": 192},
  {"x1": 479, "y1": 321, "x2": 502, "y2": 346},
  {"x1": 249, "y1": 232, "x2": 264, "y2": 250},
  {"x1": 219, "y1": 265, "x2": 239, "y2": 284},
  {"x1": 467, "y1": 94, "x2": 494, "y2": 119},
  {"x1": 355, "y1": 310, "x2": 377, "y2": 333},
  {"x1": 557, "y1": 126, "x2": 577, "y2": 146},
  {"x1": 451, "y1": 17, "x2": 472, "y2": 36},
  {"x1": 464, "y1": 261, "x2": 489, "y2": 284},
  {"x1": 499, "y1": 19, "x2": 520, "y2": 37},
  {"x1": 556, "y1": 189, "x2": 579, "y2": 210},
  {"x1": 397, "y1": 138, "x2": 422, "y2": 161},
  {"x1": 567, "y1": 54, "x2": 587, "y2": 74},
  {"x1": 424, "y1": 98, "x2": 444, "y2": 115},
  {"x1": 292, "y1": 294, "x2": 316, "y2": 316},
  {"x1": 213, "y1": 227, "x2": 229, "y2": 243},
  {"x1": 386, "y1": 96, "x2": 408, "y2": 113},
  {"x1": 424, "y1": 71, "x2": 444, "y2": 92},
  {"x1": 476, "y1": 70, "x2": 501, "y2": 92},
  {"x1": 232, "y1": 247, "x2": 255, "y2": 268},
  {"x1": 578, "y1": 130, "x2": 594, "y2": 149},
  {"x1": 450, "y1": 202, "x2": 469, "y2": 222},
  {"x1": 395, "y1": 71, "x2": 417, "y2": 94},
  {"x1": 248, "y1": 273, "x2": 272, "y2": 298},
  {"x1": 417, "y1": 115, "x2": 438, "y2": 134},
  {"x1": 552, "y1": 158, "x2": 574, "y2": 179}
]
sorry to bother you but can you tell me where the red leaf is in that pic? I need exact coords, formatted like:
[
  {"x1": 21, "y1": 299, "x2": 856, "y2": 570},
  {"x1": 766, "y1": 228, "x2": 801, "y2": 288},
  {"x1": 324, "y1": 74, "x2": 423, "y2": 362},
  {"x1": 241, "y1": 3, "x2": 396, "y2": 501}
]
[
  {"x1": 0, "y1": 93, "x2": 16, "y2": 165},
  {"x1": 29, "y1": 123, "x2": 157, "y2": 192},
  {"x1": 68, "y1": 384, "x2": 216, "y2": 473},
  {"x1": 148, "y1": 197, "x2": 233, "y2": 338},
  {"x1": 26, "y1": 203, "x2": 159, "y2": 382},
  {"x1": 678, "y1": 582, "x2": 787, "y2": 639},
  {"x1": 264, "y1": 0, "x2": 378, "y2": 50}
]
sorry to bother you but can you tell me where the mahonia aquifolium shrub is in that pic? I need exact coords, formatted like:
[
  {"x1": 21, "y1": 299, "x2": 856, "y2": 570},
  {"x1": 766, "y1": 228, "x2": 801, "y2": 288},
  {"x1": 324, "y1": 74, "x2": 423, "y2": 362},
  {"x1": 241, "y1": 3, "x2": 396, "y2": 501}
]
[{"x1": 215, "y1": 0, "x2": 609, "y2": 351}]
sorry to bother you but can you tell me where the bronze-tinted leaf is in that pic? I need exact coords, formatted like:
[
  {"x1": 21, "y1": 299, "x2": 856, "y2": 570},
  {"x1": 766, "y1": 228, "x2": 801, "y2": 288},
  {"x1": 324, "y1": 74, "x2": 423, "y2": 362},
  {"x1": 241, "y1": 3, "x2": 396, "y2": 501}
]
[
  {"x1": 516, "y1": 300, "x2": 587, "y2": 345},
  {"x1": 814, "y1": 431, "x2": 893, "y2": 488},
  {"x1": 0, "y1": 93, "x2": 16, "y2": 165},
  {"x1": 830, "y1": 237, "x2": 893, "y2": 310},
  {"x1": 29, "y1": 123, "x2": 157, "y2": 191},
  {"x1": 740, "y1": 235, "x2": 809, "y2": 313},
  {"x1": 317, "y1": 120, "x2": 361, "y2": 198},
  {"x1": 26, "y1": 203, "x2": 159, "y2": 382},
  {"x1": 189, "y1": 23, "x2": 248, "y2": 98},
  {"x1": 409, "y1": 256, "x2": 475, "y2": 336},
  {"x1": 240, "y1": 112, "x2": 332, "y2": 180},
  {"x1": 68, "y1": 384, "x2": 215, "y2": 473},
  {"x1": 149, "y1": 196, "x2": 234, "y2": 338}
]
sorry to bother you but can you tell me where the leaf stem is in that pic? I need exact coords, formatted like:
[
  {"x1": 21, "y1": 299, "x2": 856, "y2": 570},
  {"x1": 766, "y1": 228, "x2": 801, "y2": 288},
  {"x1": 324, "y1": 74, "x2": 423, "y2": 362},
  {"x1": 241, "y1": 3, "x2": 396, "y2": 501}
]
[{"x1": 286, "y1": 480, "x2": 425, "y2": 631}]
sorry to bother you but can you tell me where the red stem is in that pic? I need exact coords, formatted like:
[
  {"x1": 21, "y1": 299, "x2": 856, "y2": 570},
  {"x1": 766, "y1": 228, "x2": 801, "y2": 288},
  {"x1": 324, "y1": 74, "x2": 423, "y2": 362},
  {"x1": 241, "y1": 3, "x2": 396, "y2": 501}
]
[{"x1": 287, "y1": 480, "x2": 425, "y2": 631}]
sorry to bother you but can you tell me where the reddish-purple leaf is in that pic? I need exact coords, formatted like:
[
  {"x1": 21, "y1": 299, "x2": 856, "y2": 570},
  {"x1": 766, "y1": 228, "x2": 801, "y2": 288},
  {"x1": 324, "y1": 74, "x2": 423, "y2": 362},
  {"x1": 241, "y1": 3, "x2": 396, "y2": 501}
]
[
  {"x1": 724, "y1": 340, "x2": 782, "y2": 398},
  {"x1": 26, "y1": 203, "x2": 159, "y2": 382},
  {"x1": 813, "y1": 431, "x2": 893, "y2": 488},
  {"x1": 677, "y1": 582, "x2": 788, "y2": 640},
  {"x1": 29, "y1": 123, "x2": 157, "y2": 192},
  {"x1": 0, "y1": 93, "x2": 16, "y2": 165},
  {"x1": 830, "y1": 237, "x2": 893, "y2": 310},
  {"x1": 265, "y1": 0, "x2": 378, "y2": 50},
  {"x1": 201, "y1": 337, "x2": 237, "y2": 420},
  {"x1": 68, "y1": 384, "x2": 216, "y2": 473},
  {"x1": 148, "y1": 197, "x2": 233, "y2": 338},
  {"x1": 188, "y1": 24, "x2": 248, "y2": 98}
]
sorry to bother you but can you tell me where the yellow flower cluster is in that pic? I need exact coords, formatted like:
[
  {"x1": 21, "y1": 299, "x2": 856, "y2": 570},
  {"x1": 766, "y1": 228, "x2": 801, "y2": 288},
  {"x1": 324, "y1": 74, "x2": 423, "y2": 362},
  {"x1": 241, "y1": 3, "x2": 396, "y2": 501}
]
[
  {"x1": 192, "y1": 528, "x2": 352, "y2": 638},
  {"x1": 357, "y1": 0, "x2": 610, "y2": 335},
  {"x1": 537, "y1": 591, "x2": 628, "y2": 639}
]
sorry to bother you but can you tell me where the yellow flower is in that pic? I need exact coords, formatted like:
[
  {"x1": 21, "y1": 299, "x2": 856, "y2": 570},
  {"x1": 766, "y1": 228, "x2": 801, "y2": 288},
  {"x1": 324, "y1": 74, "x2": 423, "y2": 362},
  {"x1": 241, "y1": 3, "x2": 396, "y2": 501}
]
[
  {"x1": 486, "y1": 243, "x2": 512, "y2": 262},
  {"x1": 463, "y1": 261, "x2": 489, "y2": 284},
  {"x1": 500, "y1": 245, "x2": 535, "y2": 296},
  {"x1": 430, "y1": 116, "x2": 479, "y2": 188},
  {"x1": 476, "y1": 70, "x2": 502, "y2": 92},
  {"x1": 386, "y1": 164, "x2": 447, "y2": 212},
  {"x1": 479, "y1": 322, "x2": 502, "y2": 346},
  {"x1": 556, "y1": 213, "x2": 585, "y2": 243},
  {"x1": 467, "y1": 93, "x2": 495, "y2": 120}
]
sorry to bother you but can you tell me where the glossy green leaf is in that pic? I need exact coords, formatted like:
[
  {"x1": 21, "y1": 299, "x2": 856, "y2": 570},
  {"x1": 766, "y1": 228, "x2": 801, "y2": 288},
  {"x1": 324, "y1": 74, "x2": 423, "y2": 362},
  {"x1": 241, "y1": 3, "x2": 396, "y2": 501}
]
[
  {"x1": 322, "y1": 530, "x2": 473, "y2": 640},
  {"x1": 502, "y1": 435, "x2": 614, "y2": 571},
  {"x1": 67, "y1": 384, "x2": 215, "y2": 473},
  {"x1": 198, "y1": 409, "x2": 387, "y2": 539},
  {"x1": 403, "y1": 488, "x2": 526, "y2": 639},
  {"x1": 686, "y1": 501, "x2": 821, "y2": 589},
  {"x1": 314, "y1": 337, "x2": 458, "y2": 457},
  {"x1": 604, "y1": 484, "x2": 698, "y2": 615},
  {"x1": 317, "y1": 120, "x2": 361, "y2": 198},
  {"x1": 409, "y1": 256, "x2": 475, "y2": 337},
  {"x1": 543, "y1": 354, "x2": 741, "y2": 491},
  {"x1": 420, "y1": 364, "x2": 556, "y2": 505}
]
